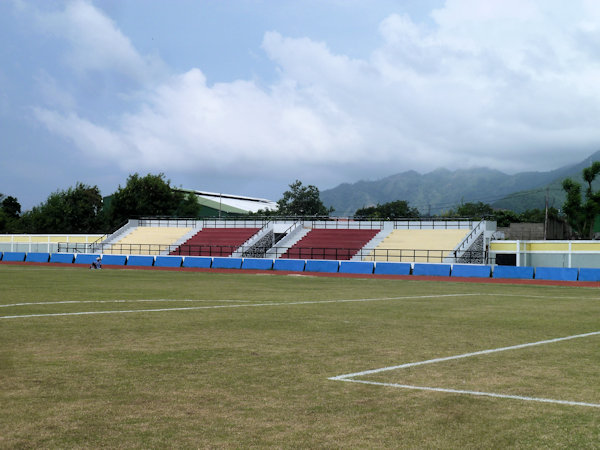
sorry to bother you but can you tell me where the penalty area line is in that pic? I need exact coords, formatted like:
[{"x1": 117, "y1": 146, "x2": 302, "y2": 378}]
[
  {"x1": 331, "y1": 330, "x2": 600, "y2": 380},
  {"x1": 329, "y1": 330, "x2": 600, "y2": 408},
  {"x1": 331, "y1": 378, "x2": 600, "y2": 409}
]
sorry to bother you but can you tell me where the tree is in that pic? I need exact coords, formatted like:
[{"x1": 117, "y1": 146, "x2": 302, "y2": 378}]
[
  {"x1": 442, "y1": 201, "x2": 494, "y2": 220},
  {"x1": 20, "y1": 183, "x2": 104, "y2": 233},
  {"x1": 108, "y1": 173, "x2": 191, "y2": 226},
  {"x1": 454, "y1": 201, "x2": 495, "y2": 219},
  {"x1": 355, "y1": 200, "x2": 419, "y2": 219},
  {"x1": 276, "y1": 180, "x2": 333, "y2": 216},
  {"x1": 0, "y1": 194, "x2": 21, "y2": 233},
  {"x1": 1, "y1": 195, "x2": 21, "y2": 219},
  {"x1": 561, "y1": 161, "x2": 600, "y2": 238},
  {"x1": 492, "y1": 209, "x2": 519, "y2": 227},
  {"x1": 174, "y1": 192, "x2": 202, "y2": 218}
]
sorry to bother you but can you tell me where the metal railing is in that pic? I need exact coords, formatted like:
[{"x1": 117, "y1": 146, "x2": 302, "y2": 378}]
[
  {"x1": 132, "y1": 216, "x2": 476, "y2": 229},
  {"x1": 135, "y1": 217, "x2": 274, "y2": 228},
  {"x1": 393, "y1": 219, "x2": 475, "y2": 229},
  {"x1": 356, "y1": 248, "x2": 483, "y2": 263},
  {"x1": 454, "y1": 219, "x2": 484, "y2": 253},
  {"x1": 301, "y1": 219, "x2": 385, "y2": 230},
  {"x1": 138, "y1": 217, "x2": 201, "y2": 227},
  {"x1": 57, "y1": 242, "x2": 484, "y2": 263}
]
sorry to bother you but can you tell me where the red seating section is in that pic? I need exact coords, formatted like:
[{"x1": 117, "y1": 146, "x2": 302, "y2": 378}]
[
  {"x1": 172, "y1": 228, "x2": 260, "y2": 257},
  {"x1": 283, "y1": 229, "x2": 380, "y2": 260}
]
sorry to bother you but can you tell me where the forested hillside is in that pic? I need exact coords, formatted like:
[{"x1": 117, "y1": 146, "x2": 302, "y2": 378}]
[{"x1": 321, "y1": 151, "x2": 600, "y2": 216}]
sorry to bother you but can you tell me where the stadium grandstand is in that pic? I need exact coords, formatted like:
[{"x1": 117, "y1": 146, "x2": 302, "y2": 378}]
[
  {"x1": 58, "y1": 218, "x2": 488, "y2": 264},
  {"x1": 11, "y1": 216, "x2": 600, "y2": 281}
]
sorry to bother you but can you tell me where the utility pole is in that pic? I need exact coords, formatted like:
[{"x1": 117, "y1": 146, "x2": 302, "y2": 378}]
[{"x1": 544, "y1": 187, "x2": 549, "y2": 240}]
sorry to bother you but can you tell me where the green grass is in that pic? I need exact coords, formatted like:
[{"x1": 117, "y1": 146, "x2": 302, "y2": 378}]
[{"x1": 1, "y1": 265, "x2": 600, "y2": 448}]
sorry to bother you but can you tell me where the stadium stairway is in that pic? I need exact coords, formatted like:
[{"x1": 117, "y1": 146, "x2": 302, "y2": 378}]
[
  {"x1": 351, "y1": 224, "x2": 394, "y2": 261},
  {"x1": 230, "y1": 222, "x2": 275, "y2": 258},
  {"x1": 94, "y1": 220, "x2": 138, "y2": 253},
  {"x1": 265, "y1": 223, "x2": 310, "y2": 259}
]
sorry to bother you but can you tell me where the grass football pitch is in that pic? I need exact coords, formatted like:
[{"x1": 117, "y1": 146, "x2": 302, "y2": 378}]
[{"x1": 1, "y1": 265, "x2": 600, "y2": 448}]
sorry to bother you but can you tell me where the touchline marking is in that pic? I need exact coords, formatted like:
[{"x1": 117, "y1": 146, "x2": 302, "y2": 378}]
[
  {"x1": 329, "y1": 330, "x2": 600, "y2": 408},
  {"x1": 1, "y1": 292, "x2": 589, "y2": 309},
  {"x1": 0, "y1": 299, "x2": 253, "y2": 308},
  {"x1": 333, "y1": 379, "x2": 600, "y2": 409},
  {"x1": 0, "y1": 293, "x2": 474, "y2": 319}
]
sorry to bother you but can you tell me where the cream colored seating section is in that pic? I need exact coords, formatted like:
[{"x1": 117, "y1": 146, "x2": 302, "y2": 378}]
[
  {"x1": 365, "y1": 229, "x2": 470, "y2": 262},
  {"x1": 105, "y1": 227, "x2": 192, "y2": 255}
]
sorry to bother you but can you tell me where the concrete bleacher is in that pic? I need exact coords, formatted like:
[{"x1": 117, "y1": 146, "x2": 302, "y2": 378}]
[
  {"x1": 173, "y1": 228, "x2": 260, "y2": 257},
  {"x1": 365, "y1": 229, "x2": 470, "y2": 262},
  {"x1": 105, "y1": 226, "x2": 193, "y2": 255},
  {"x1": 282, "y1": 229, "x2": 379, "y2": 260}
]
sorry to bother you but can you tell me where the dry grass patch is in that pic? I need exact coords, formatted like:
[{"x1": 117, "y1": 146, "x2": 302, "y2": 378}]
[{"x1": 1, "y1": 265, "x2": 600, "y2": 448}]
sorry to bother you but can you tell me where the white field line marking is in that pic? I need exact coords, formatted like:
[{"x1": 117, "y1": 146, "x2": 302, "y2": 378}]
[
  {"x1": 492, "y1": 293, "x2": 600, "y2": 300},
  {"x1": 0, "y1": 293, "x2": 473, "y2": 319},
  {"x1": 0, "y1": 292, "x2": 591, "y2": 309},
  {"x1": 333, "y1": 379, "x2": 600, "y2": 409},
  {"x1": 329, "y1": 330, "x2": 600, "y2": 408},
  {"x1": 0, "y1": 299, "x2": 253, "y2": 308},
  {"x1": 330, "y1": 330, "x2": 600, "y2": 380}
]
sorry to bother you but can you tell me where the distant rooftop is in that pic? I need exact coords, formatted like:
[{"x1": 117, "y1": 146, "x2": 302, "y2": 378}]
[{"x1": 174, "y1": 188, "x2": 278, "y2": 214}]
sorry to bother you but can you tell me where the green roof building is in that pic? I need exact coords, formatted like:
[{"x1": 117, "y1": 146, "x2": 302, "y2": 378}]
[{"x1": 174, "y1": 189, "x2": 278, "y2": 218}]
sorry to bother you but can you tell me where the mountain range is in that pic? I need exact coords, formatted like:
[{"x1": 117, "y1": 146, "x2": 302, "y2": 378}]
[{"x1": 320, "y1": 151, "x2": 600, "y2": 216}]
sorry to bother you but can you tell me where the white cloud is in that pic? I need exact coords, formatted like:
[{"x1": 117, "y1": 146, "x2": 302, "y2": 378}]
[
  {"x1": 34, "y1": 71, "x2": 77, "y2": 111},
  {"x1": 35, "y1": 67, "x2": 361, "y2": 175},
  {"x1": 33, "y1": 107, "x2": 129, "y2": 161},
  {"x1": 34, "y1": 0, "x2": 164, "y2": 83},
  {"x1": 32, "y1": 0, "x2": 600, "y2": 189}
]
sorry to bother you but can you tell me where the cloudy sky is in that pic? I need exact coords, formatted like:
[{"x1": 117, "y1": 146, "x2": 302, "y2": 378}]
[{"x1": 2, "y1": 0, "x2": 600, "y2": 209}]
